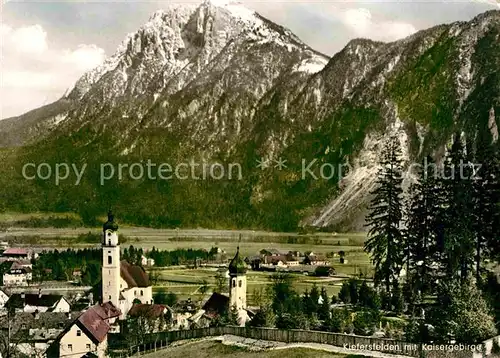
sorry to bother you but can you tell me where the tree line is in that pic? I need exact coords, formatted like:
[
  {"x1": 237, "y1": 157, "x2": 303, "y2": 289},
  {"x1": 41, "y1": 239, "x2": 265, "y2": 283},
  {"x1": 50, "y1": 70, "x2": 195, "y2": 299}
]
[{"x1": 364, "y1": 132, "x2": 500, "y2": 343}]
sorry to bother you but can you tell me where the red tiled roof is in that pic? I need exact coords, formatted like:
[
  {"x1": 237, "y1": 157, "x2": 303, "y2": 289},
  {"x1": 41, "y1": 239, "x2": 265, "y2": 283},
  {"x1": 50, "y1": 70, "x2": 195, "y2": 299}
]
[
  {"x1": 95, "y1": 302, "x2": 121, "y2": 319},
  {"x1": 120, "y1": 260, "x2": 150, "y2": 288},
  {"x1": 3, "y1": 248, "x2": 29, "y2": 255},
  {"x1": 77, "y1": 303, "x2": 121, "y2": 344},
  {"x1": 128, "y1": 304, "x2": 168, "y2": 318}
]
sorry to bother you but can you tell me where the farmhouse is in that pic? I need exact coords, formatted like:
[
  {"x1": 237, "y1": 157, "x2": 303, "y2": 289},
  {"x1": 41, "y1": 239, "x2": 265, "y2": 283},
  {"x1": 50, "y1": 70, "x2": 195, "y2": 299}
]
[
  {"x1": 128, "y1": 303, "x2": 173, "y2": 332},
  {"x1": 5, "y1": 292, "x2": 71, "y2": 313},
  {"x1": 3, "y1": 261, "x2": 33, "y2": 286},
  {"x1": 1, "y1": 248, "x2": 35, "y2": 261},
  {"x1": 141, "y1": 255, "x2": 155, "y2": 267},
  {"x1": 46, "y1": 302, "x2": 121, "y2": 358},
  {"x1": 303, "y1": 254, "x2": 330, "y2": 266}
]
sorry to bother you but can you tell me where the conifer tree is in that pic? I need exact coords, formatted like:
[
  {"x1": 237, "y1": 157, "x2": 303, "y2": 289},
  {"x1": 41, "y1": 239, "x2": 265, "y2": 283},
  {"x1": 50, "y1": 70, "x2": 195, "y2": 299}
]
[
  {"x1": 365, "y1": 135, "x2": 405, "y2": 294},
  {"x1": 309, "y1": 284, "x2": 320, "y2": 315},
  {"x1": 404, "y1": 155, "x2": 444, "y2": 296},
  {"x1": 472, "y1": 130, "x2": 500, "y2": 281},
  {"x1": 441, "y1": 134, "x2": 475, "y2": 282},
  {"x1": 318, "y1": 287, "x2": 330, "y2": 321}
]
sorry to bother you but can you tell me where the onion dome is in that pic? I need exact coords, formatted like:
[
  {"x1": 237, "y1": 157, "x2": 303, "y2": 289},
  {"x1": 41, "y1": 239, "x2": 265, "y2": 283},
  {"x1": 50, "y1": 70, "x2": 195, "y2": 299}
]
[
  {"x1": 103, "y1": 210, "x2": 119, "y2": 232},
  {"x1": 228, "y1": 246, "x2": 246, "y2": 274}
]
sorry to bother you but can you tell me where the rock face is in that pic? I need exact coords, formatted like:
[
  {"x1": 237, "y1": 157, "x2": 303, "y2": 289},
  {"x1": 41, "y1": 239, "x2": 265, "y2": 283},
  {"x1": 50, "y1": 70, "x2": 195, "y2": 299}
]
[{"x1": 0, "y1": 2, "x2": 499, "y2": 231}]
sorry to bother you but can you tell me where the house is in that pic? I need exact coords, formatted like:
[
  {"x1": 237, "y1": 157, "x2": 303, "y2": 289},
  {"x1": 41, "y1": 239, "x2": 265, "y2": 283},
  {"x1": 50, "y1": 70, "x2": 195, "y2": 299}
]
[
  {"x1": 46, "y1": 302, "x2": 121, "y2": 358},
  {"x1": 127, "y1": 303, "x2": 173, "y2": 332},
  {"x1": 3, "y1": 261, "x2": 33, "y2": 286},
  {"x1": 260, "y1": 249, "x2": 289, "y2": 257},
  {"x1": 101, "y1": 211, "x2": 153, "y2": 321},
  {"x1": 141, "y1": 255, "x2": 155, "y2": 267},
  {"x1": 0, "y1": 311, "x2": 80, "y2": 357},
  {"x1": 245, "y1": 256, "x2": 261, "y2": 270},
  {"x1": 5, "y1": 292, "x2": 71, "y2": 313},
  {"x1": 303, "y1": 254, "x2": 330, "y2": 266},
  {"x1": 263, "y1": 255, "x2": 287, "y2": 267},
  {"x1": 1, "y1": 248, "x2": 35, "y2": 261},
  {"x1": 284, "y1": 253, "x2": 300, "y2": 266},
  {"x1": 172, "y1": 298, "x2": 199, "y2": 330},
  {"x1": 202, "y1": 292, "x2": 230, "y2": 319}
]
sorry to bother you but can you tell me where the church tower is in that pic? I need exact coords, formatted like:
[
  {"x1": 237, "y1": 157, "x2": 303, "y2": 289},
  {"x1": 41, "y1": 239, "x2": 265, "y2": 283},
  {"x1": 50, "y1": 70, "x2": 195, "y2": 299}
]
[
  {"x1": 102, "y1": 211, "x2": 121, "y2": 309},
  {"x1": 228, "y1": 247, "x2": 247, "y2": 315}
]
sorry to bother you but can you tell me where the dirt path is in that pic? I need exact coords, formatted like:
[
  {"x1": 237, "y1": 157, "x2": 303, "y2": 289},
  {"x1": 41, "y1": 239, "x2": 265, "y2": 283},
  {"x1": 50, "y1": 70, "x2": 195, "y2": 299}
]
[{"x1": 219, "y1": 335, "x2": 412, "y2": 358}]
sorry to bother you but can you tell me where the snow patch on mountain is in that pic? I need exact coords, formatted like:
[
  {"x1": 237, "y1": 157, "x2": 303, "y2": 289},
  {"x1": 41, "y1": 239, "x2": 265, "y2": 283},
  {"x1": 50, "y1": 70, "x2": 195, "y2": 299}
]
[
  {"x1": 293, "y1": 57, "x2": 328, "y2": 74},
  {"x1": 490, "y1": 107, "x2": 499, "y2": 143}
]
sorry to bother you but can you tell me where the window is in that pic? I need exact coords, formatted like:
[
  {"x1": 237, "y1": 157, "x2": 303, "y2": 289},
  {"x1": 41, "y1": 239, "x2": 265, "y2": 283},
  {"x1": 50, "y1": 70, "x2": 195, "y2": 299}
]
[
  {"x1": 86, "y1": 344, "x2": 91, "y2": 351},
  {"x1": 108, "y1": 256, "x2": 112, "y2": 265},
  {"x1": 232, "y1": 279, "x2": 236, "y2": 288},
  {"x1": 109, "y1": 295, "x2": 111, "y2": 300},
  {"x1": 68, "y1": 344, "x2": 73, "y2": 352},
  {"x1": 238, "y1": 280, "x2": 242, "y2": 288},
  {"x1": 140, "y1": 290, "x2": 143, "y2": 296},
  {"x1": 77, "y1": 330, "x2": 81, "y2": 337}
]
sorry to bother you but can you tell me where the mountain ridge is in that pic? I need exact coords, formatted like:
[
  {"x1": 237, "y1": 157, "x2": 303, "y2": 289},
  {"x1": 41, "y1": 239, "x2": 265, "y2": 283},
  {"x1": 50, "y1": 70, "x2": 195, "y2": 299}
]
[{"x1": 0, "y1": 5, "x2": 498, "y2": 231}]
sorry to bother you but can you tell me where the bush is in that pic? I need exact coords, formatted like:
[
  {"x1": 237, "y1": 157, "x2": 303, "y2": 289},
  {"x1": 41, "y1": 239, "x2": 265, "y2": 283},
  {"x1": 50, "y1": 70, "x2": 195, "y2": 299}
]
[
  {"x1": 353, "y1": 310, "x2": 381, "y2": 336},
  {"x1": 276, "y1": 312, "x2": 309, "y2": 330},
  {"x1": 429, "y1": 281, "x2": 497, "y2": 344},
  {"x1": 326, "y1": 308, "x2": 352, "y2": 333},
  {"x1": 358, "y1": 281, "x2": 381, "y2": 310},
  {"x1": 247, "y1": 306, "x2": 275, "y2": 328},
  {"x1": 314, "y1": 266, "x2": 332, "y2": 277},
  {"x1": 339, "y1": 282, "x2": 351, "y2": 304}
]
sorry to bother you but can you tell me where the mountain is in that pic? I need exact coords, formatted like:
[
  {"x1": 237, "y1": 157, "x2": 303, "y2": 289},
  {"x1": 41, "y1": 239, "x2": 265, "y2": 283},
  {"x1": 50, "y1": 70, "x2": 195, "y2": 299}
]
[{"x1": 0, "y1": 2, "x2": 499, "y2": 231}]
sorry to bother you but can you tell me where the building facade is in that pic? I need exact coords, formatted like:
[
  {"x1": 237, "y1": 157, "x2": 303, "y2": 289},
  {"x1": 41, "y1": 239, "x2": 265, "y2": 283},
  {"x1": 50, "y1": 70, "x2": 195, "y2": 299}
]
[
  {"x1": 101, "y1": 211, "x2": 153, "y2": 320},
  {"x1": 228, "y1": 247, "x2": 249, "y2": 326}
]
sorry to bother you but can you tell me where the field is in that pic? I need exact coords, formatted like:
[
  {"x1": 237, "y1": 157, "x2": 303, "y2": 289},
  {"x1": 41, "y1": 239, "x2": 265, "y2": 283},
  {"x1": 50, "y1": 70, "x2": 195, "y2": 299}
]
[
  {"x1": 151, "y1": 267, "x2": 355, "y2": 304},
  {"x1": 0, "y1": 212, "x2": 373, "y2": 300},
  {"x1": 141, "y1": 340, "x2": 360, "y2": 358}
]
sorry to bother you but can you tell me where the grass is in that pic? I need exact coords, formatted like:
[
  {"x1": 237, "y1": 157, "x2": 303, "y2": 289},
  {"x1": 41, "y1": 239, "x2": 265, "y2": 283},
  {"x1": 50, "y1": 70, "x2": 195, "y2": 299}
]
[{"x1": 141, "y1": 340, "x2": 363, "y2": 358}]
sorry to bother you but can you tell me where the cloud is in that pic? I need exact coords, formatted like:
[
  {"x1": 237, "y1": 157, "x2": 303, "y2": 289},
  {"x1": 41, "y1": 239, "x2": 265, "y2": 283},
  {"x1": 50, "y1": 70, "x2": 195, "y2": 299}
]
[
  {"x1": 340, "y1": 8, "x2": 417, "y2": 42},
  {"x1": 5, "y1": 24, "x2": 48, "y2": 54},
  {"x1": 1, "y1": 23, "x2": 106, "y2": 118},
  {"x1": 62, "y1": 44, "x2": 106, "y2": 70},
  {"x1": 472, "y1": 0, "x2": 500, "y2": 8}
]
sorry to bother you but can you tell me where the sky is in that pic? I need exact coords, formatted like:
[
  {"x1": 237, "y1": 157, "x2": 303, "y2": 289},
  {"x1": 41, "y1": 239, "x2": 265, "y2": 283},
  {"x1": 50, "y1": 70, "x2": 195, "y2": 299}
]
[{"x1": 0, "y1": 0, "x2": 499, "y2": 119}]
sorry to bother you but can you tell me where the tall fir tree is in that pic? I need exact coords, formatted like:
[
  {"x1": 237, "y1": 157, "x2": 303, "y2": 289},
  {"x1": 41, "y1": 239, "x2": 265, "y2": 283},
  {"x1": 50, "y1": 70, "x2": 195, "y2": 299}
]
[
  {"x1": 472, "y1": 130, "x2": 500, "y2": 281},
  {"x1": 365, "y1": 135, "x2": 405, "y2": 294},
  {"x1": 441, "y1": 134, "x2": 475, "y2": 282},
  {"x1": 404, "y1": 155, "x2": 445, "y2": 297}
]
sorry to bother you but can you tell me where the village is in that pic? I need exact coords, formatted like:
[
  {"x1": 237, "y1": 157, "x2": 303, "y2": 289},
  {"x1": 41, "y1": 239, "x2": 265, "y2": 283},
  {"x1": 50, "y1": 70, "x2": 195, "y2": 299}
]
[{"x1": 0, "y1": 212, "x2": 354, "y2": 358}]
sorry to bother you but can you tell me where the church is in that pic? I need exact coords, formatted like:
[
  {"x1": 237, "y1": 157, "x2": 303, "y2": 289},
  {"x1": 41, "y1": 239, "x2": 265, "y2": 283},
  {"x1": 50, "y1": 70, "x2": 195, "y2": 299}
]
[
  {"x1": 101, "y1": 211, "x2": 153, "y2": 320},
  {"x1": 200, "y1": 246, "x2": 251, "y2": 326}
]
